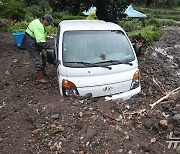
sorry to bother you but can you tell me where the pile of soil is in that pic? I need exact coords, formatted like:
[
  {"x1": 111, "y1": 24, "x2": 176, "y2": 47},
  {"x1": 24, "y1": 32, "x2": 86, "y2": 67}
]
[{"x1": 0, "y1": 26, "x2": 180, "y2": 154}]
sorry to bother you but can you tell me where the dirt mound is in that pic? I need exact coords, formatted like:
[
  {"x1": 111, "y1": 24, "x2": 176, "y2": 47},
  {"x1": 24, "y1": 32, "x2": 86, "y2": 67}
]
[{"x1": 0, "y1": 27, "x2": 180, "y2": 154}]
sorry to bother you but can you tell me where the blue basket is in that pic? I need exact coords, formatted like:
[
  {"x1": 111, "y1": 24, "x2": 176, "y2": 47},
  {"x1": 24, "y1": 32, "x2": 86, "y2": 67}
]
[{"x1": 13, "y1": 32, "x2": 25, "y2": 48}]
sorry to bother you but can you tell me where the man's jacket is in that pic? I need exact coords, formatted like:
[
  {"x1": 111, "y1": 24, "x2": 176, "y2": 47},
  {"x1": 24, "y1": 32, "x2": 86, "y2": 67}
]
[{"x1": 21, "y1": 19, "x2": 48, "y2": 51}]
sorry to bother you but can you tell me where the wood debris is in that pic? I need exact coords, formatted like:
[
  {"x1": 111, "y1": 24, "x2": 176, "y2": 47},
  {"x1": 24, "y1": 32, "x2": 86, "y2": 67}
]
[
  {"x1": 150, "y1": 87, "x2": 180, "y2": 109},
  {"x1": 123, "y1": 109, "x2": 146, "y2": 115},
  {"x1": 152, "y1": 76, "x2": 168, "y2": 95}
]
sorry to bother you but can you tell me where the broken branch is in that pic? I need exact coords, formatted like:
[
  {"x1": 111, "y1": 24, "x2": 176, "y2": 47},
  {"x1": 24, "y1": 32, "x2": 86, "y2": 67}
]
[
  {"x1": 152, "y1": 76, "x2": 168, "y2": 95},
  {"x1": 123, "y1": 109, "x2": 146, "y2": 115},
  {"x1": 150, "y1": 87, "x2": 180, "y2": 109}
]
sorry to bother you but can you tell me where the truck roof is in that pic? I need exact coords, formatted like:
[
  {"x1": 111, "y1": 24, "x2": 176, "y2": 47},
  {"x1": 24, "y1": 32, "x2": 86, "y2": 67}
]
[{"x1": 58, "y1": 20, "x2": 124, "y2": 32}]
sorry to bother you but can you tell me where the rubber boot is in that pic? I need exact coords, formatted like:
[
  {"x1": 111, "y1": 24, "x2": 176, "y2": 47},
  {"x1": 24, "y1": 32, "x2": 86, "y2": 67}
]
[{"x1": 36, "y1": 71, "x2": 49, "y2": 83}]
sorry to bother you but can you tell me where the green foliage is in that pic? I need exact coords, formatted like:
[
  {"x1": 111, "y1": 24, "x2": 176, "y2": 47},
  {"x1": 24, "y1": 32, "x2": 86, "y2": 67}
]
[
  {"x1": 24, "y1": 0, "x2": 51, "y2": 10},
  {"x1": 145, "y1": 18, "x2": 161, "y2": 28},
  {"x1": 136, "y1": 7, "x2": 180, "y2": 21},
  {"x1": 51, "y1": 11, "x2": 74, "y2": 26},
  {"x1": 51, "y1": 12, "x2": 66, "y2": 19},
  {"x1": 46, "y1": 26, "x2": 57, "y2": 35},
  {"x1": 53, "y1": 19, "x2": 61, "y2": 27},
  {"x1": 158, "y1": 19, "x2": 180, "y2": 26},
  {"x1": 128, "y1": 32, "x2": 140, "y2": 41},
  {"x1": 174, "y1": 7, "x2": 180, "y2": 11},
  {"x1": 128, "y1": 26, "x2": 164, "y2": 44},
  {"x1": 61, "y1": 15, "x2": 86, "y2": 21},
  {"x1": 25, "y1": 6, "x2": 44, "y2": 21},
  {"x1": 140, "y1": 7, "x2": 180, "y2": 15},
  {"x1": 1, "y1": 21, "x2": 28, "y2": 32},
  {"x1": 48, "y1": 0, "x2": 131, "y2": 23},
  {"x1": 86, "y1": 12, "x2": 98, "y2": 20},
  {"x1": 159, "y1": 15, "x2": 180, "y2": 21},
  {"x1": 119, "y1": 19, "x2": 143, "y2": 32},
  {"x1": 133, "y1": 0, "x2": 180, "y2": 8},
  {"x1": 2, "y1": 20, "x2": 57, "y2": 35},
  {"x1": 141, "y1": 27, "x2": 163, "y2": 43},
  {"x1": 122, "y1": 21, "x2": 134, "y2": 32},
  {"x1": 0, "y1": 0, "x2": 26, "y2": 21}
]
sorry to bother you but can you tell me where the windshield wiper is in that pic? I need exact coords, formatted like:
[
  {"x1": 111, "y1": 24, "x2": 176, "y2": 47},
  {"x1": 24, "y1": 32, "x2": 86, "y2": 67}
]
[
  {"x1": 95, "y1": 60, "x2": 133, "y2": 66},
  {"x1": 65, "y1": 61, "x2": 112, "y2": 70}
]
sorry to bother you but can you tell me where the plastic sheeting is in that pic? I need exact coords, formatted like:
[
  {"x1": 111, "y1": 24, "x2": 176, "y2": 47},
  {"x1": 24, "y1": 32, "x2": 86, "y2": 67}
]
[
  {"x1": 125, "y1": 5, "x2": 147, "y2": 18},
  {"x1": 83, "y1": 7, "x2": 96, "y2": 16},
  {"x1": 83, "y1": 5, "x2": 146, "y2": 18}
]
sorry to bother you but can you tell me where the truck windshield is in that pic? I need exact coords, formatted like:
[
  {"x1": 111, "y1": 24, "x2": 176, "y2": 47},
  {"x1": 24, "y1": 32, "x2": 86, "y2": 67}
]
[{"x1": 63, "y1": 30, "x2": 135, "y2": 68}]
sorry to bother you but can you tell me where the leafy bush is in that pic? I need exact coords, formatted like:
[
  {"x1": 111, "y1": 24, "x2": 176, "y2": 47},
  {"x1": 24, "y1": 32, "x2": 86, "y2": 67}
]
[
  {"x1": 61, "y1": 15, "x2": 86, "y2": 21},
  {"x1": 46, "y1": 26, "x2": 57, "y2": 35},
  {"x1": 86, "y1": 12, "x2": 98, "y2": 20},
  {"x1": 174, "y1": 7, "x2": 180, "y2": 11},
  {"x1": 141, "y1": 28, "x2": 163, "y2": 43},
  {"x1": 1, "y1": 21, "x2": 57, "y2": 35},
  {"x1": 145, "y1": 18, "x2": 161, "y2": 28},
  {"x1": 51, "y1": 15, "x2": 86, "y2": 27},
  {"x1": 158, "y1": 19, "x2": 180, "y2": 26},
  {"x1": 128, "y1": 32, "x2": 141, "y2": 41},
  {"x1": 52, "y1": 11, "x2": 69, "y2": 19},
  {"x1": 119, "y1": 19, "x2": 143, "y2": 32},
  {"x1": 161, "y1": 15, "x2": 180, "y2": 21},
  {"x1": 1, "y1": 21, "x2": 28, "y2": 32},
  {"x1": 0, "y1": 0, "x2": 26, "y2": 21},
  {"x1": 51, "y1": 11, "x2": 75, "y2": 26},
  {"x1": 53, "y1": 19, "x2": 61, "y2": 27},
  {"x1": 136, "y1": 7, "x2": 180, "y2": 21},
  {"x1": 25, "y1": 6, "x2": 44, "y2": 22},
  {"x1": 122, "y1": 21, "x2": 133, "y2": 32},
  {"x1": 128, "y1": 26, "x2": 163, "y2": 44}
]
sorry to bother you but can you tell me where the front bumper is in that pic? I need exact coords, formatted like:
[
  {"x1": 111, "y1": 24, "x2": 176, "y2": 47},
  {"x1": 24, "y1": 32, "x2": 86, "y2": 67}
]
[{"x1": 105, "y1": 86, "x2": 141, "y2": 101}]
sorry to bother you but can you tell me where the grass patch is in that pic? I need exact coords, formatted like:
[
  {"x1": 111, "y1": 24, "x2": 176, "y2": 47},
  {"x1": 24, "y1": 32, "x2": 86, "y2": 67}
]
[
  {"x1": 158, "y1": 19, "x2": 180, "y2": 26},
  {"x1": 119, "y1": 19, "x2": 144, "y2": 32},
  {"x1": 141, "y1": 26, "x2": 163, "y2": 43},
  {"x1": 145, "y1": 18, "x2": 161, "y2": 27},
  {"x1": 128, "y1": 26, "x2": 164, "y2": 44},
  {"x1": 136, "y1": 7, "x2": 180, "y2": 21},
  {"x1": 158, "y1": 15, "x2": 180, "y2": 21},
  {"x1": 1, "y1": 21, "x2": 28, "y2": 32}
]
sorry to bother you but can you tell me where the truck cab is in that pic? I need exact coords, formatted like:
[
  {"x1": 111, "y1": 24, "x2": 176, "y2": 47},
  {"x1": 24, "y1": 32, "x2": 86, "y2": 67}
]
[{"x1": 47, "y1": 20, "x2": 141, "y2": 100}]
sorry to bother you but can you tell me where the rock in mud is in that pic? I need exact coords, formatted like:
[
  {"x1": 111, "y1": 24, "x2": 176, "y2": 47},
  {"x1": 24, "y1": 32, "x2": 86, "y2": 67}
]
[
  {"x1": 159, "y1": 120, "x2": 168, "y2": 129},
  {"x1": 172, "y1": 114, "x2": 180, "y2": 125}
]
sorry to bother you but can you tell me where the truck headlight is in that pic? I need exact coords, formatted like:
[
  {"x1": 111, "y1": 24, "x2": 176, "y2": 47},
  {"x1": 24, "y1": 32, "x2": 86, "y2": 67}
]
[
  {"x1": 62, "y1": 80, "x2": 79, "y2": 96},
  {"x1": 130, "y1": 71, "x2": 140, "y2": 90}
]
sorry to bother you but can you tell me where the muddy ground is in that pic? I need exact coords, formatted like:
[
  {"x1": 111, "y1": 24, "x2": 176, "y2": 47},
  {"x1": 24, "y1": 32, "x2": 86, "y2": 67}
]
[{"x1": 0, "y1": 26, "x2": 180, "y2": 154}]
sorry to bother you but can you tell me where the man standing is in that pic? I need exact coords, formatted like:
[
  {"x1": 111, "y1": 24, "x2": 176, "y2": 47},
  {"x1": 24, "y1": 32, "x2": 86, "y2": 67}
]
[{"x1": 21, "y1": 14, "x2": 54, "y2": 83}]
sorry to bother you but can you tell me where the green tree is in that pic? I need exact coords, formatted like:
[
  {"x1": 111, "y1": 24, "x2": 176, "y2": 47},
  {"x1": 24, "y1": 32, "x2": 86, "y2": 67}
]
[
  {"x1": 0, "y1": 0, "x2": 26, "y2": 21},
  {"x1": 133, "y1": 0, "x2": 180, "y2": 8},
  {"x1": 48, "y1": 0, "x2": 132, "y2": 23},
  {"x1": 23, "y1": 0, "x2": 51, "y2": 11}
]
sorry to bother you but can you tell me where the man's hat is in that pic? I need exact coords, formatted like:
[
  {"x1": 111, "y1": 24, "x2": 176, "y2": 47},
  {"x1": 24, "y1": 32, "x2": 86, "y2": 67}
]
[{"x1": 44, "y1": 14, "x2": 54, "y2": 27}]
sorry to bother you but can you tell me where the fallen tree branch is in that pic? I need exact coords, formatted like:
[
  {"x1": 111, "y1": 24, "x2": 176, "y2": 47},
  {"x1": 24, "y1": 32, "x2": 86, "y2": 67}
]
[
  {"x1": 152, "y1": 76, "x2": 168, "y2": 95},
  {"x1": 123, "y1": 109, "x2": 146, "y2": 115},
  {"x1": 150, "y1": 87, "x2": 180, "y2": 109}
]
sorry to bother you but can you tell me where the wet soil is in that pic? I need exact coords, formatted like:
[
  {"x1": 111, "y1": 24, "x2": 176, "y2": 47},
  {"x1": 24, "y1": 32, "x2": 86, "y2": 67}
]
[{"x1": 0, "y1": 26, "x2": 180, "y2": 154}]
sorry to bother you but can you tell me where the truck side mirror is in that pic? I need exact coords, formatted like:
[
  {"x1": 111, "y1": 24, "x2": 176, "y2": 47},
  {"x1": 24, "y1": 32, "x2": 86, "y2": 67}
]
[
  {"x1": 46, "y1": 49, "x2": 56, "y2": 64},
  {"x1": 133, "y1": 43, "x2": 142, "y2": 57}
]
